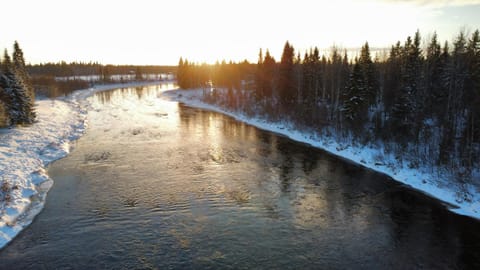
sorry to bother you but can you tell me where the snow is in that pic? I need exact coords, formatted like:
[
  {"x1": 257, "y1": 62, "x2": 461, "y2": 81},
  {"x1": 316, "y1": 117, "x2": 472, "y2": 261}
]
[
  {"x1": 0, "y1": 81, "x2": 166, "y2": 250},
  {"x1": 162, "y1": 88, "x2": 480, "y2": 220},
  {"x1": 1, "y1": 81, "x2": 478, "y2": 250}
]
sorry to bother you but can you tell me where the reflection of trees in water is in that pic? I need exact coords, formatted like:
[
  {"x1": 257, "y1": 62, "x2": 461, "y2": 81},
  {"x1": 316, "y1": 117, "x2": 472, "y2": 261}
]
[{"x1": 175, "y1": 101, "x2": 480, "y2": 269}]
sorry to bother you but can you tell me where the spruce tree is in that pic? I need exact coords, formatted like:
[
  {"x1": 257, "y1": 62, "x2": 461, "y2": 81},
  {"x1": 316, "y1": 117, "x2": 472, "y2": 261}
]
[
  {"x1": 255, "y1": 48, "x2": 264, "y2": 101},
  {"x1": 342, "y1": 43, "x2": 377, "y2": 132},
  {"x1": 278, "y1": 41, "x2": 295, "y2": 110},
  {"x1": 390, "y1": 32, "x2": 424, "y2": 141},
  {"x1": 135, "y1": 66, "x2": 143, "y2": 81},
  {"x1": 358, "y1": 42, "x2": 378, "y2": 105},
  {"x1": 424, "y1": 32, "x2": 444, "y2": 118},
  {"x1": 262, "y1": 50, "x2": 275, "y2": 100},
  {"x1": 342, "y1": 59, "x2": 364, "y2": 124},
  {"x1": 12, "y1": 41, "x2": 35, "y2": 122},
  {"x1": 0, "y1": 56, "x2": 11, "y2": 126},
  {"x1": 462, "y1": 30, "x2": 480, "y2": 169},
  {"x1": 177, "y1": 57, "x2": 185, "y2": 88},
  {"x1": 0, "y1": 48, "x2": 34, "y2": 125}
]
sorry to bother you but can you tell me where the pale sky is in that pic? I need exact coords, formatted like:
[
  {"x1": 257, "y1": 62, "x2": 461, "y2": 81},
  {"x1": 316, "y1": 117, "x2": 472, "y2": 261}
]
[{"x1": 1, "y1": 0, "x2": 479, "y2": 65}]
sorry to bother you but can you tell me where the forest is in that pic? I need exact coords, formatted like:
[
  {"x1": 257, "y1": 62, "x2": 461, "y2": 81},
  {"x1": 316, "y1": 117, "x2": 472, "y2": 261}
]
[
  {"x1": 0, "y1": 42, "x2": 35, "y2": 127},
  {"x1": 177, "y1": 30, "x2": 480, "y2": 185}
]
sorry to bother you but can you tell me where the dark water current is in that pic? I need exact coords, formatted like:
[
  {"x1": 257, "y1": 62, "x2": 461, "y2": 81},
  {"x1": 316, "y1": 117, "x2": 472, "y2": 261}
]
[{"x1": 1, "y1": 84, "x2": 479, "y2": 269}]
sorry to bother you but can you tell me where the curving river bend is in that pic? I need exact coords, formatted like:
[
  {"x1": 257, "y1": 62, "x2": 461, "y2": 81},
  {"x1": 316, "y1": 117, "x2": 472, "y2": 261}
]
[{"x1": 0, "y1": 84, "x2": 479, "y2": 269}]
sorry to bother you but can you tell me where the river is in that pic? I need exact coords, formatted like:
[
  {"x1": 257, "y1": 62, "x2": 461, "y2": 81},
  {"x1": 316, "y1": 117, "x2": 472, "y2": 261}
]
[{"x1": 0, "y1": 84, "x2": 479, "y2": 269}]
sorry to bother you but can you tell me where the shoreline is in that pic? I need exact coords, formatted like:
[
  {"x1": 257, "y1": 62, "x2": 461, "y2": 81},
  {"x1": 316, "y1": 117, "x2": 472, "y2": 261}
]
[
  {"x1": 0, "y1": 80, "x2": 169, "y2": 250},
  {"x1": 162, "y1": 88, "x2": 480, "y2": 221},
  {"x1": 1, "y1": 81, "x2": 477, "y2": 250}
]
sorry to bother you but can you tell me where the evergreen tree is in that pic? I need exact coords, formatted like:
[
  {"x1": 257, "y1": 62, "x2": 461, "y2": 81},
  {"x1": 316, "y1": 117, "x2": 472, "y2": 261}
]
[
  {"x1": 135, "y1": 66, "x2": 143, "y2": 81},
  {"x1": 358, "y1": 42, "x2": 378, "y2": 105},
  {"x1": 12, "y1": 41, "x2": 35, "y2": 122},
  {"x1": 294, "y1": 51, "x2": 303, "y2": 105},
  {"x1": 0, "y1": 46, "x2": 35, "y2": 125},
  {"x1": 342, "y1": 42, "x2": 377, "y2": 131},
  {"x1": 390, "y1": 32, "x2": 424, "y2": 140},
  {"x1": 0, "y1": 56, "x2": 11, "y2": 126},
  {"x1": 261, "y1": 50, "x2": 276, "y2": 100},
  {"x1": 383, "y1": 41, "x2": 402, "y2": 116},
  {"x1": 342, "y1": 59, "x2": 364, "y2": 126},
  {"x1": 255, "y1": 48, "x2": 264, "y2": 100},
  {"x1": 462, "y1": 30, "x2": 480, "y2": 169},
  {"x1": 278, "y1": 41, "x2": 295, "y2": 110},
  {"x1": 177, "y1": 57, "x2": 185, "y2": 88},
  {"x1": 424, "y1": 32, "x2": 444, "y2": 118}
]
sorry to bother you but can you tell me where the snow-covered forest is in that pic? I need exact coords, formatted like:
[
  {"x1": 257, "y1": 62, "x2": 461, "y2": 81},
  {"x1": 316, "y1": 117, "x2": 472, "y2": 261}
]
[
  {"x1": 0, "y1": 42, "x2": 35, "y2": 127},
  {"x1": 177, "y1": 30, "x2": 480, "y2": 187}
]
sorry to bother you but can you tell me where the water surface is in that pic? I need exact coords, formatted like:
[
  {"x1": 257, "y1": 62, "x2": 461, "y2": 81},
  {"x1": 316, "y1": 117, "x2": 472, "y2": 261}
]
[{"x1": 1, "y1": 84, "x2": 479, "y2": 269}]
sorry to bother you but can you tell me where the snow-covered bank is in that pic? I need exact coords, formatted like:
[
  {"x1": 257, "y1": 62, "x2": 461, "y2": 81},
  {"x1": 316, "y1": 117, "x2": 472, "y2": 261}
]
[
  {"x1": 0, "y1": 80, "x2": 165, "y2": 249},
  {"x1": 163, "y1": 88, "x2": 480, "y2": 220}
]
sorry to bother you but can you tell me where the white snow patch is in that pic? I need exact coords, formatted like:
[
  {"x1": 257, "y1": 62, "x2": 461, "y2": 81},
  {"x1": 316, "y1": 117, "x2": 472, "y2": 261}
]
[
  {"x1": 163, "y1": 88, "x2": 480, "y2": 221},
  {"x1": 0, "y1": 80, "x2": 165, "y2": 249}
]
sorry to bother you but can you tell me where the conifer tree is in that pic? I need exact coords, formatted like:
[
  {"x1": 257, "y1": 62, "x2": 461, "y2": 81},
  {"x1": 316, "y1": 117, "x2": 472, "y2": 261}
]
[
  {"x1": 342, "y1": 42, "x2": 377, "y2": 131},
  {"x1": 177, "y1": 57, "x2": 185, "y2": 88},
  {"x1": 12, "y1": 41, "x2": 35, "y2": 122},
  {"x1": 356, "y1": 42, "x2": 378, "y2": 107},
  {"x1": 261, "y1": 50, "x2": 276, "y2": 100},
  {"x1": 255, "y1": 48, "x2": 264, "y2": 100},
  {"x1": 135, "y1": 66, "x2": 143, "y2": 81},
  {"x1": 462, "y1": 30, "x2": 480, "y2": 168},
  {"x1": 0, "y1": 55, "x2": 11, "y2": 126},
  {"x1": 342, "y1": 59, "x2": 364, "y2": 124},
  {"x1": 278, "y1": 41, "x2": 295, "y2": 110},
  {"x1": 424, "y1": 32, "x2": 443, "y2": 118},
  {"x1": 0, "y1": 50, "x2": 27, "y2": 124}
]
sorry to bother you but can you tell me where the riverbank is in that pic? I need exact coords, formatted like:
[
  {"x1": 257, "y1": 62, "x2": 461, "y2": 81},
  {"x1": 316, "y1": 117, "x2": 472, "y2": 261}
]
[
  {"x1": 0, "y1": 80, "x2": 168, "y2": 249},
  {"x1": 162, "y1": 88, "x2": 480, "y2": 220}
]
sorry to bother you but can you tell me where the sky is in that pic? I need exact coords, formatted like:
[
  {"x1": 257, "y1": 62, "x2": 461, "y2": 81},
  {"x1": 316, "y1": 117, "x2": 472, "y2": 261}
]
[{"x1": 1, "y1": 0, "x2": 479, "y2": 65}]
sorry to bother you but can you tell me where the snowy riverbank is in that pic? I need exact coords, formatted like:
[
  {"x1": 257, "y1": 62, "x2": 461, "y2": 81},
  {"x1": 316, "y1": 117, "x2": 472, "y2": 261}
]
[
  {"x1": 163, "y1": 88, "x2": 480, "y2": 220},
  {"x1": 0, "y1": 81, "x2": 166, "y2": 249}
]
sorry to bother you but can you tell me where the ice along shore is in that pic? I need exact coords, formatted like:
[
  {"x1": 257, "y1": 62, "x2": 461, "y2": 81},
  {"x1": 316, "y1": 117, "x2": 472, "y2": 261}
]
[
  {"x1": 0, "y1": 81, "x2": 167, "y2": 249},
  {"x1": 162, "y1": 88, "x2": 480, "y2": 221}
]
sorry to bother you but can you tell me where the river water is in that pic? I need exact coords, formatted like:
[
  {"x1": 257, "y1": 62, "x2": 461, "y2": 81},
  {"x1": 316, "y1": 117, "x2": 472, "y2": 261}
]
[{"x1": 0, "y1": 84, "x2": 479, "y2": 269}]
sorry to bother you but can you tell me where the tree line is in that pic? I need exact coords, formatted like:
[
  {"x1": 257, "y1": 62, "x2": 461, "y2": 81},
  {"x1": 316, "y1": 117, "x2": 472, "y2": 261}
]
[
  {"x1": 28, "y1": 62, "x2": 177, "y2": 97},
  {"x1": 177, "y1": 29, "x2": 480, "y2": 183},
  {"x1": 0, "y1": 41, "x2": 35, "y2": 127},
  {"x1": 28, "y1": 62, "x2": 176, "y2": 78}
]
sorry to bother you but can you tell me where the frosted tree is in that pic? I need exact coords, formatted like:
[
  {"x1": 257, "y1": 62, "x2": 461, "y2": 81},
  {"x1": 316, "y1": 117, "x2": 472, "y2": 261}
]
[
  {"x1": 342, "y1": 42, "x2": 377, "y2": 132},
  {"x1": 0, "y1": 47, "x2": 34, "y2": 125}
]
